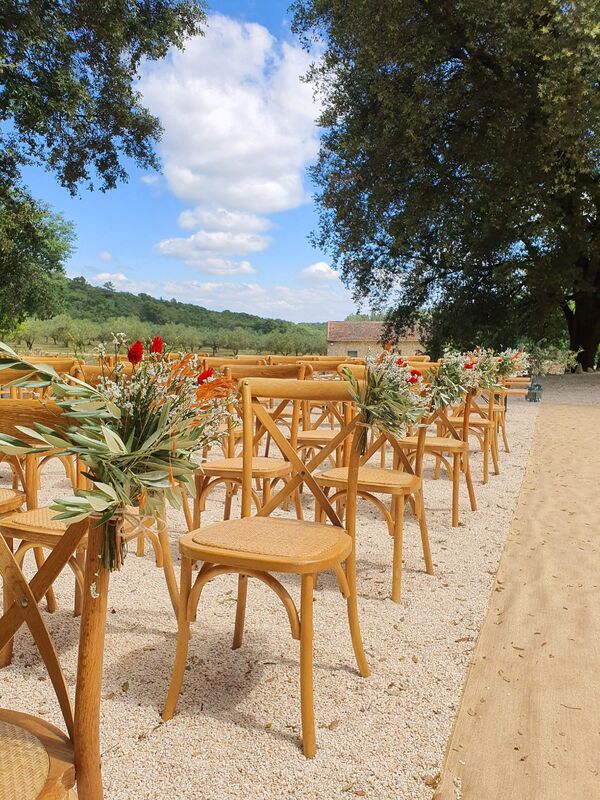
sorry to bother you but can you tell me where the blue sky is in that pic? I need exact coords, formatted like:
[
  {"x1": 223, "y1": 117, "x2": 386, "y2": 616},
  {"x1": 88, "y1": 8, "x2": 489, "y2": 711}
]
[{"x1": 23, "y1": 1, "x2": 359, "y2": 323}]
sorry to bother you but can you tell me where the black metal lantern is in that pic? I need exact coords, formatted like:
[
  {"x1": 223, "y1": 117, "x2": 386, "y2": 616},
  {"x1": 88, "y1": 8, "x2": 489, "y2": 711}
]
[{"x1": 526, "y1": 381, "x2": 543, "y2": 402}]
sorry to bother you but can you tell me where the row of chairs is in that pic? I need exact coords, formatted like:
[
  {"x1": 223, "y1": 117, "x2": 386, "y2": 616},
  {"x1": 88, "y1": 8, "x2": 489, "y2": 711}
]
[{"x1": 0, "y1": 356, "x2": 518, "y2": 796}]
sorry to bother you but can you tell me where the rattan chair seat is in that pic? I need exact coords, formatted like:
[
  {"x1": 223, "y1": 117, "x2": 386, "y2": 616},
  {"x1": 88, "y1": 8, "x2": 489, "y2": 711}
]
[
  {"x1": 316, "y1": 466, "x2": 421, "y2": 495},
  {"x1": 399, "y1": 435, "x2": 467, "y2": 452},
  {"x1": 0, "y1": 710, "x2": 74, "y2": 800},
  {"x1": 0, "y1": 507, "x2": 79, "y2": 549},
  {"x1": 0, "y1": 488, "x2": 25, "y2": 514},
  {"x1": 201, "y1": 457, "x2": 293, "y2": 478},
  {"x1": 296, "y1": 429, "x2": 340, "y2": 444},
  {"x1": 183, "y1": 517, "x2": 352, "y2": 573},
  {"x1": 447, "y1": 415, "x2": 494, "y2": 428}
]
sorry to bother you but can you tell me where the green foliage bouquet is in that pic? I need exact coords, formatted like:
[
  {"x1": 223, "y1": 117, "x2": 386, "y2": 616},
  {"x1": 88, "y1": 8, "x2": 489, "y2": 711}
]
[
  {"x1": 426, "y1": 350, "x2": 480, "y2": 409},
  {"x1": 496, "y1": 348, "x2": 530, "y2": 379},
  {"x1": 0, "y1": 337, "x2": 235, "y2": 569},
  {"x1": 528, "y1": 341, "x2": 580, "y2": 378},
  {"x1": 342, "y1": 351, "x2": 429, "y2": 445}
]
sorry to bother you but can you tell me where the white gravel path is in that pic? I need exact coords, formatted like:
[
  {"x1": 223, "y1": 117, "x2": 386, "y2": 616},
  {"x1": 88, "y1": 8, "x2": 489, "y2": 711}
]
[{"x1": 0, "y1": 390, "x2": 550, "y2": 799}]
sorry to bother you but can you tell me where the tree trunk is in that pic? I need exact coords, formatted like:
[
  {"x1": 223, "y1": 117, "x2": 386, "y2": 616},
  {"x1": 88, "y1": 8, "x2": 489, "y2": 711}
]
[
  {"x1": 568, "y1": 290, "x2": 600, "y2": 370},
  {"x1": 563, "y1": 251, "x2": 600, "y2": 370}
]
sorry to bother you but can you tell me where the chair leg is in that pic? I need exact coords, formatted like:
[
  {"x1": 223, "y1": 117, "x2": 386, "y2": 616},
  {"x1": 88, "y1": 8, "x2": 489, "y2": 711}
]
[
  {"x1": 294, "y1": 487, "x2": 304, "y2": 521},
  {"x1": 482, "y1": 428, "x2": 489, "y2": 484},
  {"x1": 451, "y1": 454, "x2": 460, "y2": 527},
  {"x1": 300, "y1": 574, "x2": 316, "y2": 758},
  {"x1": 224, "y1": 481, "x2": 233, "y2": 521},
  {"x1": 416, "y1": 490, "x2": 434, "y2": 575},
  {"x1": 464, "y1": 452, "x2": 477, "y2": 511},
  {"x1": 34, "y1": 547, "x2": 57, "y2": 613},
  {"x1": 193, "y1": 473, "x2": 203, "y2": 529},
  {"x1": 492, "y1": 423, "x2": 501, "y2": 474},
  {"x1": 0, "y1": 536, "x2": 14, "y2": 667},
  {"x1": 501, "y1": 413, "x2": 510, "y2": 452},
  {"x1": 391, "y1": 496, "x2": 405, "y2": 603},
  {"x1": 232, "y1": 574, "x2": 248, "y2": 650},
  {"x1": 262, "y1": 478, "x2": 271, "y2": 508},
  {"x1": 162, "y1": 556, "x2": 193, "y2": 721},
  {"x1": 344, "y1": 544, "x2": 370, "y2": 679},
  {"x1": 73, "y1": 549, "x2": 86, "y2": 616}
]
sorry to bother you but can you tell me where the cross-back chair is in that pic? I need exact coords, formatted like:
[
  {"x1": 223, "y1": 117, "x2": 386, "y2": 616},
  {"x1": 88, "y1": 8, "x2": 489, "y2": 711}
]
[
  {"x1": 443, "y1": 389, "x2": 500, "y2": 483},
  {"x1": 162, "y1": 378, "x2": 370, "y2": 757},
  {"x1": 0, "y1": 400, "x2": 87, "y2": 666},
  {"x1": 188, "y1": 364, "x2": 308, "y2": 530},
  {"x1": 0, "y1": 517, "x2": 109, "y2": 799},
  {"x1": 397, "y1": 392, "x2": 478, "y2": 527},
  {"x1": 316, "y1": 419, "x2": 433, "y2": 603}
]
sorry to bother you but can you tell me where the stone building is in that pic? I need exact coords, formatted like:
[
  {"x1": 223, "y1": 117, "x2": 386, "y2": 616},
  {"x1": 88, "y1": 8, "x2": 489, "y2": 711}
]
[{"x1": 326, "y1": 321, "x2": 422, "y2": 358}]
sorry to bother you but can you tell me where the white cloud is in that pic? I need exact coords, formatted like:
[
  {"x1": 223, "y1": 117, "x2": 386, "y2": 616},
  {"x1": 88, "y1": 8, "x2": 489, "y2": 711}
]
[
  {"x1": 98, "y1": 250, "x2": 114, "y2": 262},
  {"x1": 141, "y1": 14, "x2": 320, "y2": 274},
  {"x1": 140, "y1": 174, "x2": 160, "y2": 186},
  {"x1": 301, "y1": 261, "x2": 338, "y2": 281},
  {"x1": 161, "y1": 278, "x2": 355, "y2": 322},
  {"x1": 90, "y1": 272, "x2": 158, "y2": 292},
  {"x1": 177, "y1": 208, "x2": 271, "y2": 234},
  {"x1": 157, "y1": 229, "x2": 268, "y2": 257},
  {"x1": 94, "y1": 271, "x2": 128, "y2": 283}
]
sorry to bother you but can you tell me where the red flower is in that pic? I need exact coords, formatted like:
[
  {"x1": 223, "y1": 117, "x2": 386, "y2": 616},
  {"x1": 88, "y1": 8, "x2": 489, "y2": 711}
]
[
  {"x1": 464, "y1": 362, "x2": 475, "y2": 370},
  {"x1": 127, "y1": 340, "x2": 144, "y2": 365},
  {"x1": 197, "y1": 368, "x2": 214, "y2": 385},
  {"x1": 407, "y1": 375, "x2": 419, "y2": 384},
  {"x1": 150, "y1": 335, "x2": 163, "y2": 354},
  {"x1": 396, "y1": 357, "x2": 405, "y2": 366}
]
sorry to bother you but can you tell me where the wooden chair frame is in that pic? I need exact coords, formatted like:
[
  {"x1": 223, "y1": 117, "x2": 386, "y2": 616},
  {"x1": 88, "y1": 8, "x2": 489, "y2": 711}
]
[{"x1": 163, "y1": 378, "x2": 370, "y2": 757}]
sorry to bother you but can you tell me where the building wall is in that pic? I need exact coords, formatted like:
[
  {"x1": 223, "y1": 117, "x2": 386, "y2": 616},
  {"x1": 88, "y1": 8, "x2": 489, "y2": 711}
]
[{"x1": 327, "y1": 339, "x2": 422, "y2": 358}]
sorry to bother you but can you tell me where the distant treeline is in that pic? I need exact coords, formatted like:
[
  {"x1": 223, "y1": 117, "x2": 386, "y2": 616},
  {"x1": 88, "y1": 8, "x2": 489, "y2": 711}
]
[{"x1": 3, "y1": 276, "x2": 328, "y2": 355}]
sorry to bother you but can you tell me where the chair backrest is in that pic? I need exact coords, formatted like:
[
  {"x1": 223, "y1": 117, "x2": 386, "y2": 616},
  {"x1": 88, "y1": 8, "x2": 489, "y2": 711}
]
[
  {"x1": 239, "y1": 378, "x2": 364, "y2": 534},
  {"x1": 267, "y1": 355, "x2": 321, "y2": 364},
  {"x1": 405, "y1": 354, "x2": 430, "y2": 362},
  {"x1": 70, "y1": 363, "x2": 133, "y2": 387},
  {"x1": 224, "y1": 364, "x2": 309, "y2": 381},
  {"x1": 29, "y1": 357, "x2": 76, "y2": 374},
  {"x1": 0, "y1": 358, "x2": 74, "y2": 398},
  {"x1": 337, "y1": 363, "x2": 366, "y2": 379},
  {"x1": 428, "y1": 390, "x2": 474, "y2": 442},
  {"x1": 0, "y1": 516, "x2": 109, "y2": 795},
  {"x1": 0, "y1": 399, "x2": 67, "y2": 506},
  {"x1": 220, "y1": 365, "x2": 309, "y2": 458},
  {"x1": 202, "y1": 356, "x2": 267, "y2": 369}
]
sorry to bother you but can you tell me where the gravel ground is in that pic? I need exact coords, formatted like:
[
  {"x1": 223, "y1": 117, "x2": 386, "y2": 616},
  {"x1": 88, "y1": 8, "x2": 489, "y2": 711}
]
[
  {"x1": 0, "y1": 391, "x2": 547, "y2": 799},
  {"x1": 538, "y1": 372, "x2": 600, "y2": 405}
]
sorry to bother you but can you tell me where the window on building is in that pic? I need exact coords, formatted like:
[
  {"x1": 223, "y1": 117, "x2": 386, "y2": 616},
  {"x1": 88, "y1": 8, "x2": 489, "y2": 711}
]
[{"x1": 347, "y1": 349, "x2": 358, "y2": 357}]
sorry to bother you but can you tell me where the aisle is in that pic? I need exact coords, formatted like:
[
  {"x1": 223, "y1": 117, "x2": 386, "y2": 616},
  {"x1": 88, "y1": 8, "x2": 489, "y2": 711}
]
[{"x1": 435, "y1": 404, "x2": 600, "y2": 799}]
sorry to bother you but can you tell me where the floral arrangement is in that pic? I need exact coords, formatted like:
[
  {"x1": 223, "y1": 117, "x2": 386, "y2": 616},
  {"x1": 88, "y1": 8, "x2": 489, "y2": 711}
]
[
  {"x1": 426, "y1": 350, "x2": 480, "y2": 409},
  {"x1": 0, "y1": 336, "x2": 234, "y2": 569},
  {"x1": 496, "y1": 348, "x2": 530, "y2": 379},
  {"x1": 527, "y1": 341, "x2": 579, "y2": 377},
  {"x1": 342, "y1": 351, "x2": 429, "y2": 444}
]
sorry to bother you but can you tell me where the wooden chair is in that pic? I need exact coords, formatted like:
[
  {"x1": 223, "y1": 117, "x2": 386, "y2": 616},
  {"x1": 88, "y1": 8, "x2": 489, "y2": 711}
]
[
  {"x1": 444, "y1": 390, "x2": 500, "y2": 483},
  {"x1": 0, "y1": 400, "x2": 86, "y2": 666},
  {"x1": 189, "y1": 365, "x2": 308, "y2": 529},
  {"x1": 316, "y1": 422, "x2": 433, "y2": 603},
  {"x1": 0, "y1": 517, "x2": 110, "y2": 799},
  {"x1": 397, "y1": 393, "x2": 478, "y2": 527},
  {"x1": 162, "y1": 378, "x2": 370, "y2": 757}
]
